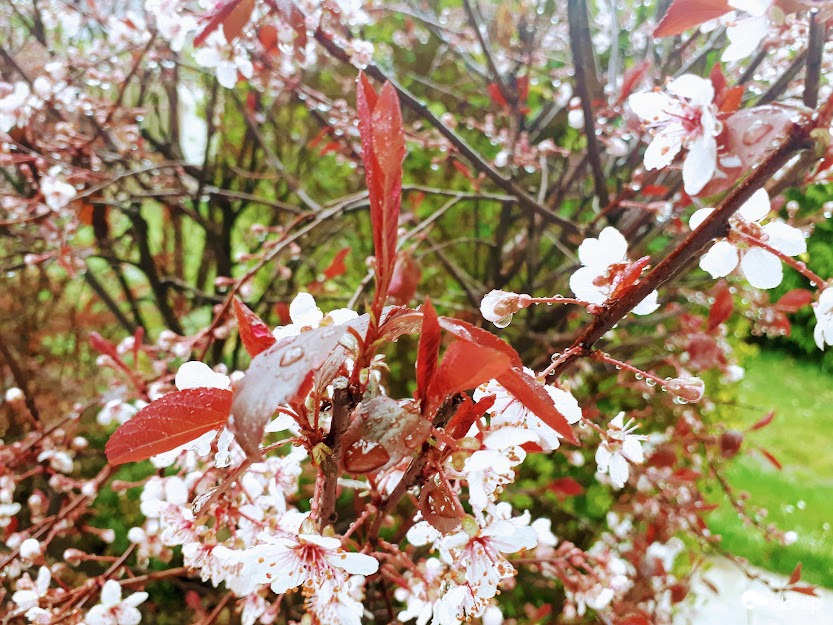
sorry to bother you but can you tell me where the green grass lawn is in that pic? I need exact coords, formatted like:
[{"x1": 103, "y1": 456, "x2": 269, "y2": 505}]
[{"x1": 707, "y1": 349, "x2": 833, "y2": 587}]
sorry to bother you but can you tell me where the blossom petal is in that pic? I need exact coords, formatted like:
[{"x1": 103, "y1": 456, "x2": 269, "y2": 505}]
[
  {"x1": 668, "y1": 74, "x2": 715, "y2": 106},
  {"x1": 682, "y1": 133, "x2": 716, "y2": 196},
  {"x1": 216, "y1": 61, "x2": 238, "y2": 89},
  {"x1": 737, "y1": 188, "x2": 770, "y2": 223},
  {"x1": 689, "y1": 207, "x2": 715, "y2": 231},
  {"x1": 723, "y1": 16, "x2": 770, "y2": 62},
  {"x1": 632, "y1": 291, "x2": 660, "y2": 316},
  {"x1": 699, "y1": 241, "x2": 739, "y2": 278},
  {"x1": 608, "y1": 453, "x2": 630, "y2": 489},
  {"x1": 622, "y1": 437, "x2": 644, "y2": 463},
  {"x1": 288, "y1": 292, "x2": 323, "y2": 327},
  {"x1": 643, "y1": 126, "x2": 683, "y2": 171},
  {"x1": 595, "y1": 444, "x2": 613, "y2": 471},
  {"x1": 100, "y1": 579, "x2": 122, "y2": 607},
  {"x1": 332, "y1": 551, "x2": 379, "y2": 575},
  {"x1": 548, "y1": 388, "x2": 582, "y2": 424},
  {"x1": 569, "y1": 266, "x2": 607, "y2": 304},
  {"x1": 175, "y1": 361, "x2": 231, "y2": 390},
  {"x1": 740, "y1": 247, "x2": 782, "y2": 289},
  {"x1": 761, "y1": 222, "x2": 806, "y2": 256},
  {"x1": 628, "y1": 92, "x2": 674, "y2": 122},
  {"x1": 578, "y1": 227, "x2": 629, "y2": 268}
]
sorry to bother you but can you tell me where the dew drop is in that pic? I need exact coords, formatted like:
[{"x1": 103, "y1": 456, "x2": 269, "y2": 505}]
[
  {"x1": 742, "y1": 121, "x2": 773, "y2": 146},
  {"x1": 280, "y1": 346, "x2": 305, "y2": 366}
]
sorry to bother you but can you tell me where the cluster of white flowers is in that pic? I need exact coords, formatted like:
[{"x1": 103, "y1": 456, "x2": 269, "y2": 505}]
[{"x1": 691, "y1": 189, "x2": 806, "y2": 289}]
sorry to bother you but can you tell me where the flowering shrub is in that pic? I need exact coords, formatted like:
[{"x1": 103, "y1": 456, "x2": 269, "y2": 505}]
[{"x1": 1, "y1": 0, "x2": 832, "y2": 624}]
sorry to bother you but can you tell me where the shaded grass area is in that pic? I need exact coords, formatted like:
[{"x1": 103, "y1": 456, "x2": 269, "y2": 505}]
[{"x1": 708, "y1": 350, "x2": 833, "y2": 587}]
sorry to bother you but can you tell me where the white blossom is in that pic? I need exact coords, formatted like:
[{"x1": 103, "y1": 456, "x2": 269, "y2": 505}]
[
  {"x1": 629, "y1": 75, "x2": 720, "y2": 196},
  {"x1": 569, "y1": 227, "x2": 659, "y2": 315},
  {"x1": 691, "y1": 189, "x2": 806, "y2": 289},
  {"x1": 813, "y1": 288, "x2": 833, "y2": 350},
  {"x1": 595, "y1": 413, "x2": 646, "y2": 489},
  {"x1": 85, "y1": 580, "x2": 148, "y2": 625}
]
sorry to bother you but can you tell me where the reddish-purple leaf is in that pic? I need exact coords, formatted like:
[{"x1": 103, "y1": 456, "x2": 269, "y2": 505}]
[
  {"x1": 776, "y1": 289, "x2": 813, "y2": 313},
  {"x1": 757, "y1": 447, "x2": 783, "y2": 470},
  {"x1": 231, "y1": 325, "x2": 347, "y2": 459},
  {"x1": 789, "y1": 563, "x2": 803, "y2": 585},
  {"x1": 791, "y1": 586, "x2": 818, "y2": 596},
  {"x1": 610, "y1": 256, "x2": 651, "y2": 300},
  {"x1": 447, "y1": 394, "x2": 496, "y2": 439},
  {"x1": 548, "y1": 477, "x2": 585, "y2": 500},
  {"x1": 616, "y1": 60, "x2": 651, "y2": 106},
  {"x1": 420, "y1": 480, "x2": 462, "y2": 534},
  {"x1": 388, "y1": 253, "x2": 422, "y2": 305},
  {"x1": 221, "y1": 0, "x2": 255, "y2": 43},
  {"x1": 749, "y1": 410, "x2": 776, "y2": 431},
  {"x1": 708, "y1": 286, "x2": 733, "y2": 331},
  {"x1": 194, "y1": 0, "x2": 248, "y2": 47},
  {"x1": 653, "y1": 0, "x2": 731, "y2": 38},
  {"x1": 432, "y1": 341, "x2": 512, "y2": 397},
  {"x1": 105, "y1": 388, "x2": 232, "y2": 465},
  {"x1": 322, "y1": 247, "x2": 351, "y2": 280},
  {"x1": 233, "y1": 297, "x2": 276, "y2": 358},
  {"x1": 416, "y1": 298, "x2": 441, "y2": 404},
  {"x1": 356, "y1": 73, "x2": 404, "y2": 313},
  {"x1": 437, "y1": 317, "x2": 523, "y2": 368},
  {"x1": 725, "y1": 106, "x2": 797, "y2": 168},
  {"x1": 424, "y1": 341, "x2": 512, "y2": 419},
  {"x1": 495, "y1": 367, "x2": 578, "y2": 444}
]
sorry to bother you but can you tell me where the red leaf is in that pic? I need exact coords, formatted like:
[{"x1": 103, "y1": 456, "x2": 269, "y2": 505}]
[
  {"x1": 343, "y1": 440, "x2": 391, "y2": 473},
  {"x1": 725, "y1": 106, "x2": 796, "y2": 168},
  {"x1": 322, "y1": 247, "x2": 351, "y2": 280},
  {"x1": 709, "y1": 62, "x2": 728, "y2": 97},
  {"x1": 708, "y1": 285, "x2": 733, "y2": 331},
  {"x1": 718, "y1": 85, "x2": 744, "y2": 113},
  {"x1": 494, "y1": 367, "x2": 578, "y2": 444},
  {"x1": 425, "y1": 341, "x2": 512, "y2": 418},
  {"x1": 433, "y1": 317, "x2": 575, "y2": 443},
  {"x1": 231, "y1": 325, "x2": 348, "y2": 459},
  {"x1": 487, "y1": 82, "x2": 509, "y2": 109},
  {"x1": 433, "y1": 341, "x2": 512, "y2": 396},
  {"x1": 416, "y1": 298, "x2": 441, "y2": 404},
  {"x1": 90, "y1": 332, "x2": 132, "y2": 377},
  {"x1": 437, "y1": 317, "x2": 523, "y2": 368},
  {"x1": 233, "y1": 298, "x2": 276, "y2": 358},
  {"x1": 420, "y1": 480, "x2": 462, "y2": 534},
  {"x1": 447, "y1": 394, "x2": 496, "y2": 439},
  {"x1": 221, "y1": 0, "x2": 255, "y2": 43},
  {"x1": 194, "y1": 0, "x2": 248, "y2": 47},
  {"x1": 357, "y1": 74, "x2": 405, "y2": 313},
  {"x1": 776, "y1": 288, "x2": 813, "y2": 313},
  {"x1": 749, "y1": 410, "x2": 775, "y2": 431},
  {"x1": 388, "y1": 253, "x2": 422, "y2": 305},
  {"x1": 757, "y1": 447, "x2": 782, "y2": 470},
  {"x1": 791, "y1": 585, "x2": 818, "y2": 596},
  {"x1": 548, "y1": 477, "x2": 585, "y2": 500},
  {"x1": 616, "y1": 60, "x2": 651, "y2": 106},
  {"x1": 611, "y1": 256, "x2": 651, "y2": 300},
  {"x1": 105, "y1": 388, "x2": 232, "y2": 465},
  {"x1": 653, "y1": 0, "x2": 731, "y2": 37},
  {"x1": 789, "y1": 563, "x2": 803, "y2": 585}
]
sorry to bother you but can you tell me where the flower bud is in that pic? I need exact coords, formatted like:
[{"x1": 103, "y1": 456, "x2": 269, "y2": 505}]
[
  {"x1": 64, "y1": 548, "x2": 85, "y2": 565},
  {"x1": 719, "y1": 430, "x2": 743, "y2": 458},
  {"x1": 666, "y1": 376, "x2": 705, "y2": 403},
  {"x1": 480, "y1": 290, "x2": 527, "y2": 328},
  {"x1": 20, "y1": 538, "x2": 41, "y2": 560},
  {"x1": 461, "y1": 514, "x2": 479, "y2": 538}
]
